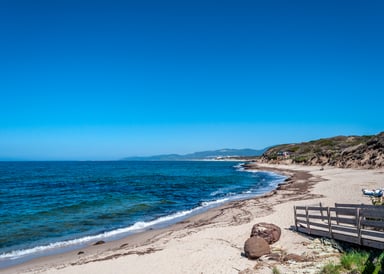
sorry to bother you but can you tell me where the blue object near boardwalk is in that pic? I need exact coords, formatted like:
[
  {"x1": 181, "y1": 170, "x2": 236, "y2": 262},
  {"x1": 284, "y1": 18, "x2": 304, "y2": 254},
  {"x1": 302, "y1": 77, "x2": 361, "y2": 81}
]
[{"x1": 362, "y1": 188, "x2": 383, "y2": 197}]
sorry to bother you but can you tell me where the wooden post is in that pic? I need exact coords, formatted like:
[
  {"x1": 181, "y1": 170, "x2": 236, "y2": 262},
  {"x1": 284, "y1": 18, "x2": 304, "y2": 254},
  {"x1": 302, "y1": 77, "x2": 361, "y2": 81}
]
[
  {"x1": 327, "y1": 207, "x2": 332, "y2": 238},
  {"x1": 305, "y1": 206, "x2": 310, "y2": 234},
  {"x1": 336, "y1": 207, "x2": 340, "y2": 225},
  {"x1": 320, "y1": 202, "x2": 325, "y2": 222},
  {"x1": 356, "y1": 208, "x2": 362, "y2": 245},
  {"x1": 294, "y1": 206, "x2": 298, "y2": 230}
]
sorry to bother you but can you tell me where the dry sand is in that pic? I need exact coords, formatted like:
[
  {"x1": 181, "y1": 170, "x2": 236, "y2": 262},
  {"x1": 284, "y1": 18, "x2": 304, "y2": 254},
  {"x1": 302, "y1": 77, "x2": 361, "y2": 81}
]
[{"x1": 3, "y1": 163, "x2": 384, "y2": 274}]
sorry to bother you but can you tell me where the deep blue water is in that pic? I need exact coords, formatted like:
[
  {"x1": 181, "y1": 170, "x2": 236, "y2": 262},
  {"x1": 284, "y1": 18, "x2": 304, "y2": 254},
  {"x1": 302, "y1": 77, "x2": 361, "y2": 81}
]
[{"x1": 0, "y1": 161, "x2": 285, "y2": 267}]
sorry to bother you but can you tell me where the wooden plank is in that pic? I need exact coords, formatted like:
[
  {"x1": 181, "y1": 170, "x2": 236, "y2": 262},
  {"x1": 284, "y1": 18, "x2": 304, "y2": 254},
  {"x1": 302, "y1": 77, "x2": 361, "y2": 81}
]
[
  {"x1": 306, "y1": 215, "x2": 329, "y2": 220},
  {"x1": 361, "y1": 238, "x2": 384, "y2": 250},
  {"x1": 360, "y1": 208, "x2": 384, "y2": 218},
  {"x1": 333, "y1": 217, "x2": 357, "y2": 226},
  {"x1": 334, "y1": 207, "x2": 358, "y2": 216},
  {"x1": 307, "y1": 221, "x2": 329, "y2": 229},
  {"x1": 335, "y1": 203, "x2": 375, "y2": 208},
  {"x1": 297, "y1": 226, "x2": 309, "y2": 234},
  {"x1": 361, "y1": 219, "x2": 384, "y2": 229},
  {"x1": 306, "y1": 206, "x2": 329, "y2": 211},
  {"x1": 360, "y1": 229, "x2": 384, "y2": 239},
  {"x1": 356, "y1": 208, "x2": 361, "y2": 245},
  {"x1": 319, "y1": 202, "x2": 324, "y2": 221},
  {"x1": 327, "y1": 207, "x2": 333, "y2": 238},
  {"x1": 329, "y1": 216, "x2": 339, "y2": 222},
  {"x1": 306, "y1": 206, "x2": 310, "y2": 233},
  {"x1": 305, "y1": 228, "x2": 331, "y2": 238},
  {"x1": 332, "y1": 233, "x2": 361, "y2": 245},
  {"x1": 294, "y1": 203, "x2": 384, "y2": 250},
  {"x1": 331, "y1": 225, "x2": 358, "y2": 235}
]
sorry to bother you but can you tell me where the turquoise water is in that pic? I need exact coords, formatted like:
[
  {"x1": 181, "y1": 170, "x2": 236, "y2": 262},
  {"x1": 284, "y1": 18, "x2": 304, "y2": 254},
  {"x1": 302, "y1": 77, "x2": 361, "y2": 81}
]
[{"x1": 0, "y1": 161, "x2": 285, "y2": 267}]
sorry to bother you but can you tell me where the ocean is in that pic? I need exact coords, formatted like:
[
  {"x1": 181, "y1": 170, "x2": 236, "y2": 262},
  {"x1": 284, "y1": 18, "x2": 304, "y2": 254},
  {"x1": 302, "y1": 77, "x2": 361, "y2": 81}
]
[{"x1": 0, "y1": 161, "x2": 285, "y2": 268}]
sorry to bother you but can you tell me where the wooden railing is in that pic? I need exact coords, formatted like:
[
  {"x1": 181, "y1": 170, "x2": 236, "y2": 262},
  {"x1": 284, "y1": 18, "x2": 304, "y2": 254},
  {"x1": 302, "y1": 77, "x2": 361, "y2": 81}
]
[{"x1": 294, "y1": 203, "x2": 384, "y2": 249}]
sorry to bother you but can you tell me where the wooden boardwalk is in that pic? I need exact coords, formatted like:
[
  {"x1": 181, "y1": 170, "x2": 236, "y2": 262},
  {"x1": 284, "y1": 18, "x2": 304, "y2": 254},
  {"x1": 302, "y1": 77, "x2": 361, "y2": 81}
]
[{"x1": 294, "y1": 203, "x2": 384, "y2": 250}]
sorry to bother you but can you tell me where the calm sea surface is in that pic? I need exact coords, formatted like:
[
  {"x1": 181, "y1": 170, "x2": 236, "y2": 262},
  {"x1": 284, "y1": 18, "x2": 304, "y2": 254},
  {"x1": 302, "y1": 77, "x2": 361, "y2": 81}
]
[{"x1": 0, "y1": 161, "x2": 285, "y2": 267}]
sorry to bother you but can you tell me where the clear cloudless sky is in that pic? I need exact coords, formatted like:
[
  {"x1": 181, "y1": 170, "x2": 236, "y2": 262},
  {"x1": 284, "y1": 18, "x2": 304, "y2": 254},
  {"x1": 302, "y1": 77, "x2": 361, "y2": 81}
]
[{"x1": 1, "y1": 0, "x2": 383, "y2": 160}]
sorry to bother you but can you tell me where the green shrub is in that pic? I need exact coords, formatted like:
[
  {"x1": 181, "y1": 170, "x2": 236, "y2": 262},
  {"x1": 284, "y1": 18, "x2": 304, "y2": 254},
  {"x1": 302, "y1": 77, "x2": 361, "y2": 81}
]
[
  {"x1": 320, "y1": 262, "x2": 341, "y2": 274},
  {"x1": 340, "y1": 250, "x2": 369, "y2": 272},
  {"x1": 321, "y1": 250, "x2": 384, "y2": 274},
  {"x1": 272, "y1": 266, "x2": 281, "y2": 274},
  {"x1": 293, "y1": 155, "x2": 309, "y2": 163}
]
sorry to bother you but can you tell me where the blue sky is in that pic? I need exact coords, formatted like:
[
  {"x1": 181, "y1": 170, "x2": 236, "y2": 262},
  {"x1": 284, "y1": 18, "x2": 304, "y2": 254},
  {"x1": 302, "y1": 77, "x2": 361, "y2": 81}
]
[{"x1": 1, "y1": 0, "x2": 383, "y2": 160}]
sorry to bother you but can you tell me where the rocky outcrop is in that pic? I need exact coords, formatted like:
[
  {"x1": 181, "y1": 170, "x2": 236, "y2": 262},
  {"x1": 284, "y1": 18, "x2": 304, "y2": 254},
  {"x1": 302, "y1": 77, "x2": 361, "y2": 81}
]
[
  {"x1": 258, "y1": 132, "x2": 384, "y2": 169},
  {"x1": 244, "y1": 236, "x2": 270, "y2": 259},
  {"x1": 250, "y1": 222, "x2": 281, "y2": 244},
  {"x1": 240, "y1": 237, "x2": 343, "y2": 274}
]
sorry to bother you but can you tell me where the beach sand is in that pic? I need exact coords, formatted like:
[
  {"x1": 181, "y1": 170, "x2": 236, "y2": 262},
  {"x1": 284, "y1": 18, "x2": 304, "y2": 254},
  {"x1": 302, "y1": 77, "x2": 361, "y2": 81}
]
[{"x1": 4, "y1": 164, "x2": 384, "y2": 274}]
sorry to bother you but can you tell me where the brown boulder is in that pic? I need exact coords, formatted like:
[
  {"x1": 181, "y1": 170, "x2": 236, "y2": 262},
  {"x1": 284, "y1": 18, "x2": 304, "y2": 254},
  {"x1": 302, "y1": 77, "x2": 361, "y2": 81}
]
[
  {"x1": 250, "y1": 222, "x2": 281, "y2": 244},
  {"x1": 244, "y1": 236, "x2": 270, "y2": 259}
]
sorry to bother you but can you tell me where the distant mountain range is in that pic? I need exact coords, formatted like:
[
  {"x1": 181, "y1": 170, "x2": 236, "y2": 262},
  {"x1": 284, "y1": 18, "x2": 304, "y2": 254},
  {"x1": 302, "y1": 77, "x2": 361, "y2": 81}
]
[{"x1": 121, "y1": 148, "x2": 268, "y2": 161}]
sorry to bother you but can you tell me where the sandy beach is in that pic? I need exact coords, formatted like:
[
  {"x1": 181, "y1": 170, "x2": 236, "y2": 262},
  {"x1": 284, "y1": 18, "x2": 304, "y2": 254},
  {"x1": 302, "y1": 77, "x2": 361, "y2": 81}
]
[{"x1": 4, "y1": 163, "x2": 384, "y2": 274}]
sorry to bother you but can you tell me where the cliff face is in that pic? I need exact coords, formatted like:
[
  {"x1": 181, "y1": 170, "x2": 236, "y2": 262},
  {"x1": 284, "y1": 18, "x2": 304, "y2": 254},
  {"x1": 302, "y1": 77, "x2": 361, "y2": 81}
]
[{"x1": 259, "y1": 132, "x2": 384, "y2": 169}]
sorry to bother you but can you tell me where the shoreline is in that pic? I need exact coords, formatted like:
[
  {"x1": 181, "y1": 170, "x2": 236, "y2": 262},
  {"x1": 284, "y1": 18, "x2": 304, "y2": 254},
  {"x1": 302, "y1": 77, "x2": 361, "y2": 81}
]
[
  {"x1": 0, "y1": 162, "x2": 285, "y2": 270},
  {"x1": 3, "y1": 163, "x2": 383, "y2": 274}
]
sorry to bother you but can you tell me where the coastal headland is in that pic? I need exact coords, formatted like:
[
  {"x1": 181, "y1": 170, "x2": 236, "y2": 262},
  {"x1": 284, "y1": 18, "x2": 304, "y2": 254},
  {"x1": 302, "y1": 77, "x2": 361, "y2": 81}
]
[{"x1": 4, "y1": 163, "x2": 383, "y2": 274}]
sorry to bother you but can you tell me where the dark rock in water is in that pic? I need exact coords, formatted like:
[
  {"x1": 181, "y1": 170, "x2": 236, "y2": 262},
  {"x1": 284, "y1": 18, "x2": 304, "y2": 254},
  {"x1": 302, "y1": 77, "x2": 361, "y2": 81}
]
[
  {"x1": 244, "y1": 236, "x2": 270, "y2": 259},
  {"x1": 93, "y1": 240, "x2": 105, "y2": 246},
  {"x1": 250, "y1": 222, "x2": 281, "y2": 244}
]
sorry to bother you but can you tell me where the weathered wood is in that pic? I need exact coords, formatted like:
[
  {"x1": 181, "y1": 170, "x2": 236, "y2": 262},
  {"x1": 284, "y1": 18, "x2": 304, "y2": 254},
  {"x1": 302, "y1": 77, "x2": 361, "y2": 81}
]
[
  {"x1": 335, "y1": 203, "x2": 375, "y2": 208},
  {"x1": 361, "y1": 238, "x2": 384, "y2": 250},
  {"x1": 327, "y1": 207, "x2": 333, "y2": 238},
  {"x1": 360, "y1": 229, "x2": 384, "y2": 239},
  {"x1": 331, "y1": 225, "x2": 358, "y2": 235},
  {"x1": 296, "y1": 213, "x2": 308, "y2": 219},
  {"x1": 305, "y1": 206, "x2": 310, "y2": 234},
  {"x1": 297, "y1": 226, "x2": 309, "y2": 234},
  {"x1": 332, "y1": 233, "x2": 361, "y2": 245},
  {"x1": 303, "y1": 227, "x2": 331, "y2": 238},
  {"x1": 361, "y1": 219, "x2": 384, "y2": 229},
  {"x1": 307, "y1": 221, "x2": 329, "y2": 229},
  {"x1": 334, "y1": 207, "x2": 358, "y2": 216},
  {"x1": 294, "y1": 203, "x2": 384, "y2": 250},
  {"x1": 306, "y1": 206, "x2": 328, "y2": 211},
  {"x1": 305, "y1": 214, "x2": 329, "y2": 220},
  {"x1": 320, "y1": 202, "x2": 324, "y2": 222},
  {"x1": 360, "y1": 208, "x2": 384, "y2": 218},
  {"x1": 330, "y1": 217, "x2": 356, "y2": 226},
  {"x1": 296, "y1": 206, "x2": 328, "y2": 211},
  {"x1": 356, "y1": 208, "x2": 362, "y2": 245}
]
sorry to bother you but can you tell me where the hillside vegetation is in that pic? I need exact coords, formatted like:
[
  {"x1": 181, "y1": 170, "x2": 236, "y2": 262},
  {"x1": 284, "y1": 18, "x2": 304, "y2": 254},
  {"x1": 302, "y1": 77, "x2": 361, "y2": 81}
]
[{"x1": 258, "y1": 132, "x2": 384, "y2": 169}]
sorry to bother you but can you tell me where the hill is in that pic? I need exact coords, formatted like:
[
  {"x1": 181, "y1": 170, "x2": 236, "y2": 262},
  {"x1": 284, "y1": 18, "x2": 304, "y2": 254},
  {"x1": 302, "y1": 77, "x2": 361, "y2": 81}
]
[
  {"x1": 121, "y1": 148, "x2": 267, "y2": 161},
  {"x1": 258, "y1": 132, "x2": 384, "y2": 168}
]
